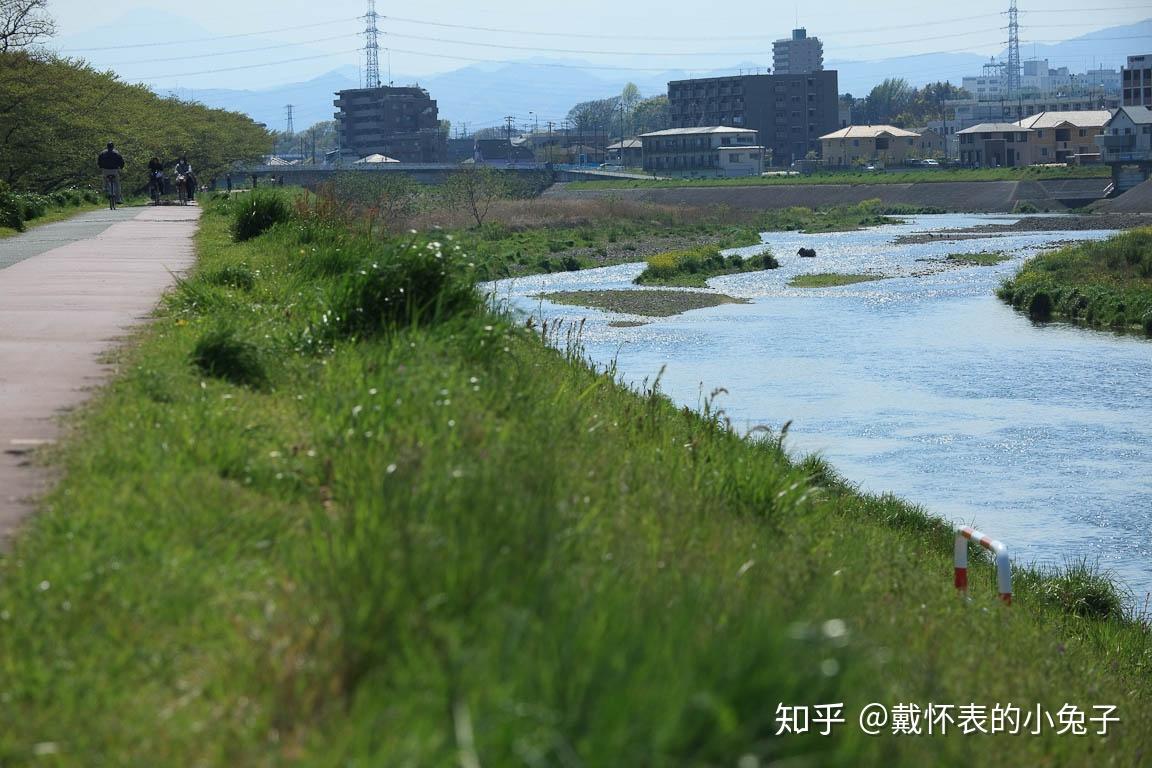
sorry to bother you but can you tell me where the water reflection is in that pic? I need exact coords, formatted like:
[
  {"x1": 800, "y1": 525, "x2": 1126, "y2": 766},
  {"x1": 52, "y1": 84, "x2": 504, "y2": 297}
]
[{"x1": 489, "y1": 215, "x2": 1152, "y2": 597}]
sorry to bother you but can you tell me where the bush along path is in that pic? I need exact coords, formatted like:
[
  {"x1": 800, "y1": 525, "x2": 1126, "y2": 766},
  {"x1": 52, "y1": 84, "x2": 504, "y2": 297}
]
[
  {"x1": 1, "y1": 190, "x2": 1150, "y2": 764},
  {"x1": 998, "y1": 227, "x2": 1152, "y2": 335}
]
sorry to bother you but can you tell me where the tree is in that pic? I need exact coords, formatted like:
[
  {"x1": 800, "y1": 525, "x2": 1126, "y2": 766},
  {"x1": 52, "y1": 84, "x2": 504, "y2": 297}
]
[
  {"x1": 443, "y1": 166, "x2": 507, "y2": 228},
  {"x1": 0, "y1": 0, "x2": 54, "y2": 52},
  {"x1": 0, "y1": 52, "x2": 270, "y2": 191},
  {"x1": 631, "y1": 96, "x2": 670, "y2": 135},
  {"x1": 567, "y1": 97, "x2": 619, "y2": 144}
]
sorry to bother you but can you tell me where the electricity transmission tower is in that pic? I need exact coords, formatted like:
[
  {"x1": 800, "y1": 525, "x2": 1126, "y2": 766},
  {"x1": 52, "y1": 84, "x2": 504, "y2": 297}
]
[
  {"x1": 364, "y1": 0, "x2": 382, "y2": 89},
  {"x1": 1005, "y1": 0, "x2": 1021, "y2": 96},
  {"x1": 285, "y1": 104, "x2": 295, "y2": 136}
]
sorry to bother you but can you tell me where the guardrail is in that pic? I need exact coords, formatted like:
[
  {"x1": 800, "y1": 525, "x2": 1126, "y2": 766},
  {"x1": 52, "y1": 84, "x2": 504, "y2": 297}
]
[{"x1": 954, "y1": 526, "x2": 1012, "y2": 605}]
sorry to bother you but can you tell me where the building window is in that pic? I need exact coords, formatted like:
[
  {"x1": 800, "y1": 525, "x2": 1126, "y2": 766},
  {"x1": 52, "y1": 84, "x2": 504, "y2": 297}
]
[{"x1": 729, "y1": 154, "x2": 742, "y2": 163}]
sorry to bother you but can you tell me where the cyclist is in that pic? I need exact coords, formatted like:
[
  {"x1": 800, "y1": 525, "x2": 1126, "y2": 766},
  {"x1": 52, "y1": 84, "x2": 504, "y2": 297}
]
[
  {"x1": 97, "y1": 142, "x2": 125, "y2": 209},
  {"x1": 174, "y1": 155, "x2": 196, "y2": 202},
  {"x1": 147, "y1": 156, "x2": 165, "y2": 204}
]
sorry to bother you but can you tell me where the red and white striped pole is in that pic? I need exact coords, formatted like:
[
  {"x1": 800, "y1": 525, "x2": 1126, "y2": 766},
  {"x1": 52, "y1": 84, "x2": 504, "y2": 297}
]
[{"x1": 954, "y1": 526, "x2": 1012, "y2": 606}]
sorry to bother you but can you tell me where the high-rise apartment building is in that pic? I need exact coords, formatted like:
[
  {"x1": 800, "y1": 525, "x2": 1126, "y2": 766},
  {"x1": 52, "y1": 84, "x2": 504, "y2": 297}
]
[
  {"x1": 334, "y1": 85, "x2": 445, "y2": 162},
  {"x1": 667, "y1": 71, "x2": 839, "y2": 166},
  {"x1": 772, "y1": 28, "x2": 823, "y2": 75}
]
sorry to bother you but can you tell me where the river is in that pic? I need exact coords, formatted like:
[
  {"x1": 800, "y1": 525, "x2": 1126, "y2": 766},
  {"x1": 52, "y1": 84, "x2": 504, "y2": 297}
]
[{"x1": 489, "y1": 215, "x2": 1152, "y2": 599}]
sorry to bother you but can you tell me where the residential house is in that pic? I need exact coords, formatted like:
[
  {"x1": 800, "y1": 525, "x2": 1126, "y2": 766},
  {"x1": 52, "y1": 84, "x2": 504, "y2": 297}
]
[
  {"x1": 946, "y1": 93, "x2": 1121, "y2": 132},
  {"x1": 473, "y1": 139, "x2": 535, "y2": 164},
  {"x1": 818, "y1": 125, "x2": 920, "y2": 166},
  {"x1": 667, "y1": 71, "x2": 839, "y2": 166},
  {"x1": 640, "y1": 127, "x2": 763, "y2": 177},
  {"x1": 1096, "y1": 106, "x2": 1152, "y2": 193},
  {"x1": 957, "y1": 123, "x2": 1035, "y2": 167},
  {"x1": 606, "y1": 138, "x2": 643, "y2": 166},
  {"x1": 911, "y1": 127, "x2": 948, "y2": 159},
  {"x1": 1015, "y1": 111, "x2": 1111, "y2": 163}
]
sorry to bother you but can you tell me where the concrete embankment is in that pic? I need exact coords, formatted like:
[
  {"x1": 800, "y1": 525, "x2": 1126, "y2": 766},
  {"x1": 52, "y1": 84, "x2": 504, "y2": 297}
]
[
  {"x1": 546, "y1": 178, "x2": 1112, "y2": 213},
  {"x1": 1092, "y1": 178, "x2": 1152, "y2": 214}
]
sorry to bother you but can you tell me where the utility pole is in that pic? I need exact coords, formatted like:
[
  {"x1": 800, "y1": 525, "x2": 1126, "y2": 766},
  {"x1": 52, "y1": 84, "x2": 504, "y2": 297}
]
[{"x1": 505, "y1": 115, "x2": 515, "y2": 144}]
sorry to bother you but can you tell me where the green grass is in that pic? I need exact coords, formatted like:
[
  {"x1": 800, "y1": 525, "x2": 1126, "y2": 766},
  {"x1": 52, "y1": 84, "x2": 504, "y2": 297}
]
[
  {"x1": 566, "y1": 165, "x2": 1111, "y2": 190},
  {"x1": 0, "y1": 201, "x2": 104, "y2": 238},
  {"x1": 464, "y1": 200, "x2": 935, "y2": 281},
  {"x1": 947, "y1": 251, "x2": 1011, "y2": 266},
  {"x1": 1, "y1": 198, "x2": 1150, "y2": 764},
  {"x1": 790, "y1": 273, "x2": 888, "y2": 288},
  {"x1": 539, "y1": 288, "x2": 750, "y2": 316},
  {"x1": 997, "y1": 227, "x2": 1152, "y2": 334},
  {"x1": 634, "y1": 245, "x2": 779, "y2": 287}
]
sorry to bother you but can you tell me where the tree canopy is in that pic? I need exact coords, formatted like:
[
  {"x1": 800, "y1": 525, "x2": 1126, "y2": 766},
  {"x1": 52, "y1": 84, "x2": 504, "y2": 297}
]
[
  {"x1": 847, "y1": 79, "x2": 969, "y2": 128},
  {"x1": 0, "y1": 51, "x2": 271, "y2": 192}
]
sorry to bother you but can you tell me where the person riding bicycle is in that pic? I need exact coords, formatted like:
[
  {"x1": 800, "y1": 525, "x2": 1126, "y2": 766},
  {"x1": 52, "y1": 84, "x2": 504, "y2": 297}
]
[
  {"x1": 174, "y1": 155, "x2": 196, "y2": 202},
  {"x1": 147, "y1": 156, "x2": 165, "y2": 203},
  {"x1": 97, "y1": 142, "x2": 125, "y2": 207}
]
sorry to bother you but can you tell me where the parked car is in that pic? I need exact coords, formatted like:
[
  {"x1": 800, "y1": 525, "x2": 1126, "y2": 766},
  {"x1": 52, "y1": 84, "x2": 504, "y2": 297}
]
[
  {"x1": 598, "y1": 163, "x2": 623, "y2": 171},
  {"x1": 921, "y1": 159, "x2": 940, "y2": 167}
]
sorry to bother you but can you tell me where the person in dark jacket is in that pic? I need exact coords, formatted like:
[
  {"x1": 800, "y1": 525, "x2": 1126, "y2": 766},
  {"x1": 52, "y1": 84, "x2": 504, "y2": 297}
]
[
  {"x1": 97, "y1": 142, "x2": 125, "y2": 204},
  {"x1": 147, "y1": 156, "x2": 165, "y2": 203}
]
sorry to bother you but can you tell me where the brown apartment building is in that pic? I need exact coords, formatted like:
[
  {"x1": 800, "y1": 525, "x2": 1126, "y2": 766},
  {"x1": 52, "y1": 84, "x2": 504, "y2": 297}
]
[
  {"x1": 667, "y1": 71, "x2": 839, "y2": 166},
  {"x1": 334, "y1": 85, "x2": 445, "y2": 163}
]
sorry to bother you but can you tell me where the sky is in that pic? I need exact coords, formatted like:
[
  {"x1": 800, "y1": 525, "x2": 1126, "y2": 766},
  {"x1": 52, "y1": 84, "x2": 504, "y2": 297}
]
[{"x1": 47, "y1": 0, "x2": 1152, "y2": 91}]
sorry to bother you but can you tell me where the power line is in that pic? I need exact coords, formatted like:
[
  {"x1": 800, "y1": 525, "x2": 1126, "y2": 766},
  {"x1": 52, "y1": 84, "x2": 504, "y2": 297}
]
[
  {"x1": 100, "y1": 33, "x2": 359, "y2": 67},
  {"x1": 123, "y1": 49, "x2": 364, "y2": 81},
  {"x1": 377, "y1": 26, "x2": 1010, "y2": 58},
  {"x1": 378, "y1": 10, "x2": 1125, "y2": 41},
  {"x1": 55, "y1": 16, "x2": 361, "y2": 53}
]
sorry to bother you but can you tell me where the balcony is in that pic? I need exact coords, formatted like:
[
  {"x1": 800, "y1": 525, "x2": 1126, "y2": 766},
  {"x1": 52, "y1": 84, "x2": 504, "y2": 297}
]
[{"x1": 1096, "y1": 134, "x2": 1135, "y2": 151}]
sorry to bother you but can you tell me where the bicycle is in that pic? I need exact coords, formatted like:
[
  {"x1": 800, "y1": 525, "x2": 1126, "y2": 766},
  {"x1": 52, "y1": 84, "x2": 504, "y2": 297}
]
[
  {"x1": 103, "y1": 171, "x2": 121, "y2": 210},
  {"x1": 175, "y1": 173, "x2": 188, "y2": 205}
]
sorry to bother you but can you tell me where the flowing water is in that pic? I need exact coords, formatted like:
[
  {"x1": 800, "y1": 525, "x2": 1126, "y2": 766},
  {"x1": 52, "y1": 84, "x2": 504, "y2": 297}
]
[{"x1": 489, "y1": 215, "x2": 1152, "y2": 598}]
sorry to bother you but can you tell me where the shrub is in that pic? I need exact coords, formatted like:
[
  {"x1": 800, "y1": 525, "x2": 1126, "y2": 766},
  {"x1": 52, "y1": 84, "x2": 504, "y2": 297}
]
[
  {"x1": 1027, "y1": 290, "x2": 1053, "y2": 320},
  {"x1": 0, "y1": 181, "x2": 23, "y2": 231},
  {"x1": 1028, "y1": 560, "x2": 1128, "y2": 621},
  {"x1": 202, "y1": 264, "x2": 256, "y2": 292},
  {"x1": 313, "y1": 236, "x2": 480, "y2": 342},
  {"x1": 190, "y1": 325, "x2": 268, "y2": 389},
  {"x1": 231, "y1": 189, "x2": 292, "y2": 242},
  {"x1": 17, "y1": 193, "x2": 49, "y2": 220}
]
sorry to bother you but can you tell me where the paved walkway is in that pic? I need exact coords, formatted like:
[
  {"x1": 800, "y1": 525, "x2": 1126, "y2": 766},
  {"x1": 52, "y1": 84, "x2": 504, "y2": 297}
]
[{"x1": 0, "y1": 206, "x2": 201, "y2": 540}]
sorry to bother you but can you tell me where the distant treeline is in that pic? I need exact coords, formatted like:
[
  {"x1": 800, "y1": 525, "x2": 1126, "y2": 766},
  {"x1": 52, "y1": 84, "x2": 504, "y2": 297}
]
[{"x1": 0, "y1": 51, "x2": 271, "y2": 193}]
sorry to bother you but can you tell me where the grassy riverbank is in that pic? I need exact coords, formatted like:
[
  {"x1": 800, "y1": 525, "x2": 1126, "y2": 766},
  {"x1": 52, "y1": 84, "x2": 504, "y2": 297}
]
[
  {"x1": 790, "y1": 273, "x2": 888, "y2": 288},
  {"x1": 635, "y1": 245, "x2": 779, "y2": 287},
  {"x1": 997, "y1": 228, "x2": 1152, "y2": 334},
  {"x1": 567, "y1": 165, "x2": 1111, "y2": 190},
  {"x1": 331, "y1": 190, "x2": 938, "y2": 280},
  {"x1": 2, "y1": 193, "x2": 1150, "y2": 764},
  {"x1": 0, "y1": 186, "x2": 104, "y2": 237}
]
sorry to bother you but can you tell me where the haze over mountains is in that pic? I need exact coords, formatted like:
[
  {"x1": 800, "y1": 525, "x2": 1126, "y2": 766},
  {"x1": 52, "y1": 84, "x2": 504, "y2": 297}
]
[{"x1": 53, "y1": 10, "x2": 1150, "y2": 133}]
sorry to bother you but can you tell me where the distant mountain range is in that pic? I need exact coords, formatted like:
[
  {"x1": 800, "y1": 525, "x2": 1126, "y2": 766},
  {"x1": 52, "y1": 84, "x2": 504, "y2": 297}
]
[{"x1": 56, "y1": 13, "x2": 1150, "y2": 133}]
